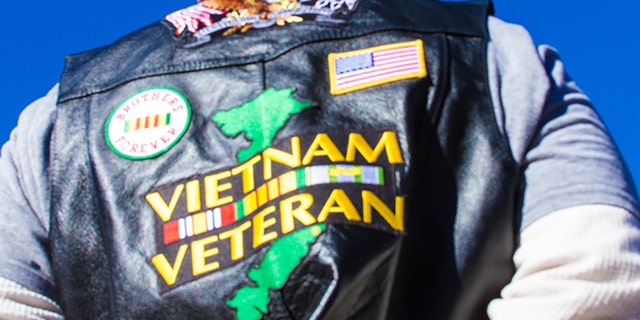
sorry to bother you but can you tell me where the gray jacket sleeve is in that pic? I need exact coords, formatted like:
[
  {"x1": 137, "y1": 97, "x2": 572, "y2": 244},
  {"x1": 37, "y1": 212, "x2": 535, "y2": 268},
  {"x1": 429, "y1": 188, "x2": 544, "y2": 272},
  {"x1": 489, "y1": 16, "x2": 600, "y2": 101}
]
[
  {"x1": 0, "y1": 85, "x2": 59, "y2": 300},
  {"x1": 487, "y1": 16, "x2": 639, "y2": 229},
  {"x1": 487, "y1": 16, "x2": 640, "y2": 319}
]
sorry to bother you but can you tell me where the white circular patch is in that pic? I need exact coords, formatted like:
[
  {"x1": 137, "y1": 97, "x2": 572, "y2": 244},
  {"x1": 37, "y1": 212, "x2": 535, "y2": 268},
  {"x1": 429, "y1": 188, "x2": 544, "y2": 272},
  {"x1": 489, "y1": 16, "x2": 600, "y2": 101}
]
[{"x1": 105, "y1": 87, "x2": 191, "y2": 160}]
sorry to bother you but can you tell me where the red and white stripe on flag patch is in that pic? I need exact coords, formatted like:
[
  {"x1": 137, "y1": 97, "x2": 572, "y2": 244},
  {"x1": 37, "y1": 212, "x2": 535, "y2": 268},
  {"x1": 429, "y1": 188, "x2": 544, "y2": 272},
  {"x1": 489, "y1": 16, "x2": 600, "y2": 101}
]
[{"x1": 328, "y1": 39, "x2": 427, "y2": 95}]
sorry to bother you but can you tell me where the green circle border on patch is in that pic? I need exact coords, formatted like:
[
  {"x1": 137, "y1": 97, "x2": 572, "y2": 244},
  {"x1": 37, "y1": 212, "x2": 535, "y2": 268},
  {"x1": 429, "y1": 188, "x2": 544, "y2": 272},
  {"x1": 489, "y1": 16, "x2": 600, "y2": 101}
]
[{"x1": 104, "y1": 86, "x2": 192, "y2": 160}]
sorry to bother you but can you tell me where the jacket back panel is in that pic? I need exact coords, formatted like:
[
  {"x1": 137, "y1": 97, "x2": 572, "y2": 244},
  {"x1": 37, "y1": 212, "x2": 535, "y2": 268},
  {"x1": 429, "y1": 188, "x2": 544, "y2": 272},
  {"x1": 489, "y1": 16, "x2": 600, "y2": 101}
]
[{"x1": 50, "y1": 1, "x2": 517, "y2": 319}]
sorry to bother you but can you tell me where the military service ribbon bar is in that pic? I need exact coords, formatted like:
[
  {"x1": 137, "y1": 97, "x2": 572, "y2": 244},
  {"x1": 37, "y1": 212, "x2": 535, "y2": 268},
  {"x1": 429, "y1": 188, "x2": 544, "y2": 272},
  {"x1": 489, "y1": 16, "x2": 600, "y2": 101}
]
[
  {"x1": 162, "y1": 164, "x2": 385, "y2": 245},
  {"x1": 124, "y1": 113, "x2": 171, "y2": 132}
]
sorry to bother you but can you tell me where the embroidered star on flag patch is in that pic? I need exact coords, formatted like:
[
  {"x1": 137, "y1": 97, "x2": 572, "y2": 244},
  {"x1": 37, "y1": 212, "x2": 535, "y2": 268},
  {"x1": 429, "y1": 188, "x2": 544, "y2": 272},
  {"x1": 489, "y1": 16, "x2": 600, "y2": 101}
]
[{"x1": 328, "y1": 39, "x2": 427, "y2": 95}]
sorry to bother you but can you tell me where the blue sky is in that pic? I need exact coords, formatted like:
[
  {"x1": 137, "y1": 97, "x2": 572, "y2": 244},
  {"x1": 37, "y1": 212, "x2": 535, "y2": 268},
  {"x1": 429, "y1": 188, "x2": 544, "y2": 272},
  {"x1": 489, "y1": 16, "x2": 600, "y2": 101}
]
[{"x1": 1, "y1": 0, "x2": 638, "y2": 185}]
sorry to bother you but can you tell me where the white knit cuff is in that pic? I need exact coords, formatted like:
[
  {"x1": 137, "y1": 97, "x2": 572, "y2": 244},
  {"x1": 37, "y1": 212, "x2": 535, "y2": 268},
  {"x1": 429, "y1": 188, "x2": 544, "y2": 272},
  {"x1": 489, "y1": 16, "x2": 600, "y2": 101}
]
[
  {"x1": 0, "y1": 277, "x2": 63, "y2": 320},
  {"x1": 488, "y1": 204, "x2": 640, "y2": 319}
]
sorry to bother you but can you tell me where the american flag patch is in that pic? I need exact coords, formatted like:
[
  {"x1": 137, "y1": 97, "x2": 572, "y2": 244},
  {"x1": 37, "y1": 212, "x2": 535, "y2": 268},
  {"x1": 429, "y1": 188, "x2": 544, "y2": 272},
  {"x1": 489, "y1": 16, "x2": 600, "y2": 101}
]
[{"x1": 328, "y1": 40, "x2": 427, "y2": 95}]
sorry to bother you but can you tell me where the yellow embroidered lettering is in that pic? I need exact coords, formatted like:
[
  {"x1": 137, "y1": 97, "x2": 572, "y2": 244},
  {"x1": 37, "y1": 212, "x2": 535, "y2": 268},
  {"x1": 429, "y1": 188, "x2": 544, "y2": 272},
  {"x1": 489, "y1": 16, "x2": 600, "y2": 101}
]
[
  {"x1": 151, "y1": 244, "x2": 188, "y2": 285},
  {"x1": 204, "y1": 170, "x2": 234, "y2": 208},
  {"x1": 317, "y1": 189, "x2": 361, "y2": 222},
  {"x1": 219, "y1": 221, "x2": 252, "y2": 261},
  {"x1": 279, "y1": 193, "x2": 316, "y2": 234},
  {"x1": 191, "y1": 234, "x2": 221, "y2": 276},
  {"x1": 302, "y1": 133, "x2": 345, "y2": 165},
  {"x1": 262, "y1": 136, "x2": 301, "y2": 180},
  {"x1": 231, "y1": 155, "x2": 261, "y2": 194},
  {"x1": 145, "y1": 184, "x2": 185, "y2": 222},
  {"x1": 252, "y1": 206, "x2": 278, "y2": 248},
  {"x1": 346, "y1": 131, "x2": 404, "y2": 164},
  {"x1": 362, "y1": 191, "x2": 404, "y2": 231},
  {"x1": 186, "y1": 180, "x2": 202, "y2": 213}
]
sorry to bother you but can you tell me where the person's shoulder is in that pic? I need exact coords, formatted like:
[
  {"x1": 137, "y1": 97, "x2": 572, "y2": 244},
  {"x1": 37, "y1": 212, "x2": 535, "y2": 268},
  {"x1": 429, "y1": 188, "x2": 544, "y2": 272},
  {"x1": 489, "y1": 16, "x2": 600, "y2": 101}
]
[
  {"x1": 59, "y1": 18, "x2": 177, "y2": 102},
  {"x1": 487, "y1": 16, "x2": 533, "y2": 43}
]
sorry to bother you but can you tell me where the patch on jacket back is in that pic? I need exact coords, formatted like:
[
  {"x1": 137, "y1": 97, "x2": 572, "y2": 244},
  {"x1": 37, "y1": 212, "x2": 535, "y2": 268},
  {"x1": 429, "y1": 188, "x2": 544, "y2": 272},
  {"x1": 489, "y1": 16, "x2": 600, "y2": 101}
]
[
  {"x1": 105, "y1": 87, "x2": 192, "y2": 160},
  {"x1": 164, "y1": 0, "x2": 361, "y2": 47},
  {"x1": 145, "y1": 88, "x2": 406, "y2": 309},
  {"x1": 329, "y1": 40, "x2": 427, "y2": 95}
]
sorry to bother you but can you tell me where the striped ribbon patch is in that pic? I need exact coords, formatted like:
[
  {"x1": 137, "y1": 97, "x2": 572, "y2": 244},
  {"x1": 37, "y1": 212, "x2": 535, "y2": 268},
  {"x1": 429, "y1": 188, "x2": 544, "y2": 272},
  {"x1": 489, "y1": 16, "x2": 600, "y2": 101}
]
[
  {"x1": 162, "y1": 164, "x2": 384, "y2": 245},
  {"x1": 124, "y1": 113, "x2": 171, "y2": 133},
  {"x1": 328, "y1": 39, "x2": 427, "y2": 95}
]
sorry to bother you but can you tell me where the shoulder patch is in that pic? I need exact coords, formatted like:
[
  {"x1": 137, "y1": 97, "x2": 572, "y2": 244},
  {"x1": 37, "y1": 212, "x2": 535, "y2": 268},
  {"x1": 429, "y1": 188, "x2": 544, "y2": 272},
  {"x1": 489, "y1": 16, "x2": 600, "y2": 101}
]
[
  {"x1": 165, "y1": 0, "x2": 361, "y2": 47},
  {"x1": 328, "y1": 39, "x2": 427, "y2": 95},
  {"x1": 105, "y1": 87, "x2": 191, "y2": 160}
]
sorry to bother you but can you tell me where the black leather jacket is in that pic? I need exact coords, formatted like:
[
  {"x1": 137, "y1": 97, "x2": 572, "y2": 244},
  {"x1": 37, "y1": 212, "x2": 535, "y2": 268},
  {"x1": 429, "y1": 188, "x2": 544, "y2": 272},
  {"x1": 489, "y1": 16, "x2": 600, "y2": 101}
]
[{"x1": 51, "y1": 0, "x2": 517, "y2": 318}]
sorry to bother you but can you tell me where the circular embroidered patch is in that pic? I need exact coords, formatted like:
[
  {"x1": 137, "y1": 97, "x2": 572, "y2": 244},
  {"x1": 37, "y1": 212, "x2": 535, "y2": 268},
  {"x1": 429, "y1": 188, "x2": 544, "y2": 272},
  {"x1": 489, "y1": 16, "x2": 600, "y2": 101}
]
[{"x1": 105, "y1": 87, "x2": 192, "y2": 160}]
